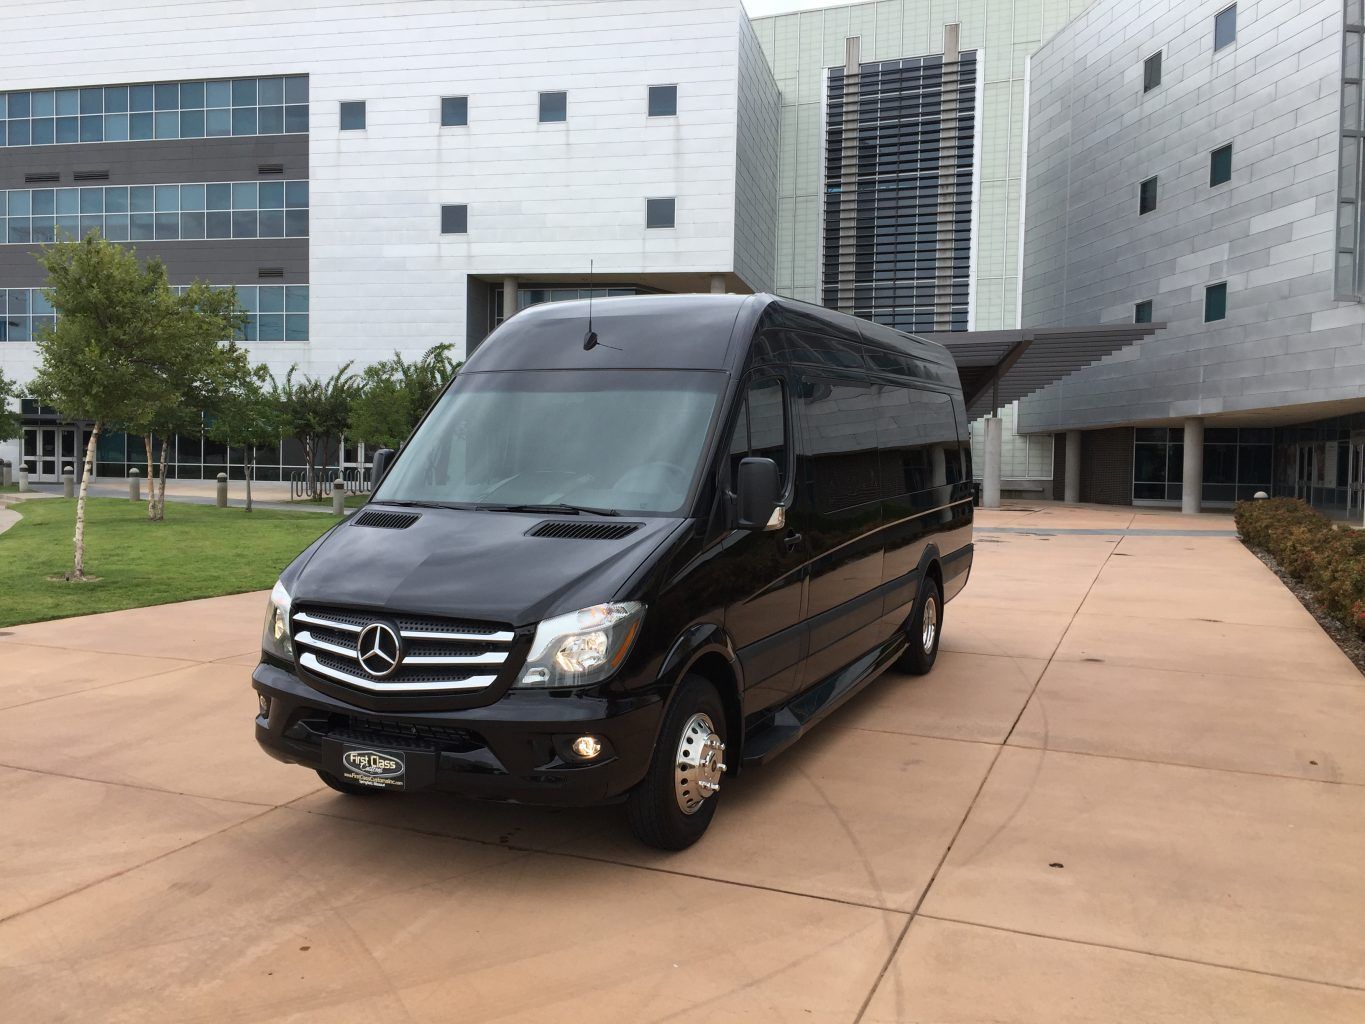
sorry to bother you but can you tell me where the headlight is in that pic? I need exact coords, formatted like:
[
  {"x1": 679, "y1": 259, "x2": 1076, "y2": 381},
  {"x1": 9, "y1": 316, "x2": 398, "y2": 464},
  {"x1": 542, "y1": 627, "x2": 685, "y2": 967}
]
[
  {"x1": 517, "y1": 602, "x2": 645, "y2": 688},
  {"x1": 261, "y1": 579, "x2": 293, "y2": 661}
]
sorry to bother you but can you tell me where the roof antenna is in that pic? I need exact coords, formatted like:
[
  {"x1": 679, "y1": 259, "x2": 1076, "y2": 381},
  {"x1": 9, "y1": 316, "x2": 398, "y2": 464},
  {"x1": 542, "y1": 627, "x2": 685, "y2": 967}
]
[{"x1": 583, "y1": 259, "x2": 599, "y2": 350}]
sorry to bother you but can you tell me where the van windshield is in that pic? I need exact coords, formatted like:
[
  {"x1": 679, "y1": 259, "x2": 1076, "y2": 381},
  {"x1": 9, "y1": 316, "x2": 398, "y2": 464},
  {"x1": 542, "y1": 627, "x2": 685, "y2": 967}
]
[{"x1": 373, "y1": 369, "x2": 726, "y2": 515}]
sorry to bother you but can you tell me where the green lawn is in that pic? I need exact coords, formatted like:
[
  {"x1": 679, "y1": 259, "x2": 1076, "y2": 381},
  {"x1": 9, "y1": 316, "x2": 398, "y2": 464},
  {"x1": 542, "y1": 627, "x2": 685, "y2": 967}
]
[{"x1": 0, "y1": 497, "x2": 336, "y2": 627}]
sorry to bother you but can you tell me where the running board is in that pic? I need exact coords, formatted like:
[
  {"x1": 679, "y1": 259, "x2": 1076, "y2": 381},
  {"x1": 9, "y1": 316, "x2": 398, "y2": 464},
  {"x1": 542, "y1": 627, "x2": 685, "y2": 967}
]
[{"x1": 741, "y1": 633, "x2": 907, "y2": 766}]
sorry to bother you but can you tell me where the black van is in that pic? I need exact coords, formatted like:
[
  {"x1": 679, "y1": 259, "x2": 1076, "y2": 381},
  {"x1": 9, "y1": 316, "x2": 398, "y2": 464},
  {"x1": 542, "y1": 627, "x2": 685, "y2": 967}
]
[{"x1": 254, "y1": 293, "x2": 973, "y2": 849}]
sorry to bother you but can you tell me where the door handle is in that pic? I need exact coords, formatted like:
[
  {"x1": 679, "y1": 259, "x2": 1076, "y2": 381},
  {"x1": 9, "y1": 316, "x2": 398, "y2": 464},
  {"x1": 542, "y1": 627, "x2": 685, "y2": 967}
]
[{"x1": 783, "y1": 530, "x2": 804, "y2": 552}]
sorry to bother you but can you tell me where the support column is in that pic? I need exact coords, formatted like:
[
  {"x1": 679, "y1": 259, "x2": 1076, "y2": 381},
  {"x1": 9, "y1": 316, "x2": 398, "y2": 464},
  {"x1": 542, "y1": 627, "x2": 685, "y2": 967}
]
[
  {"x1": 709, "y1": 274, "x2": 726, "y2": 294},
  {"x1": 983, "y1": 416, "x2": 1003, "y2": 508},
  {"x1": 502, "y1": 276, "x2": 517, "y2": 322},
  {"x1": 1064, "y1": 430, "x2": 1081, "y2": 504},
  {"x1": 1181, "y1": 417, "x2": 1204, "y2": 515}
]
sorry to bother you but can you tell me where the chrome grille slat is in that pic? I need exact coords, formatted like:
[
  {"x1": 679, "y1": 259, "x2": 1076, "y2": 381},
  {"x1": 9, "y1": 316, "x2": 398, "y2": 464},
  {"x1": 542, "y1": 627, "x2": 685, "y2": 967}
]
[
  {"x1": 295, "y1": 611, "x2": 362, "y2": 633},
  {"x1": 404, "y1": 651, "x2": 508, "y2": 666},
  {"x1": 400, "y1": 628, "x2": 515, "y2": 643},
  {"x1": 293, "y1": 630, "x2": 359, "y2": 660},
  {"x1": 298, "y1": 652, "x2": 496, "y2": 693}
]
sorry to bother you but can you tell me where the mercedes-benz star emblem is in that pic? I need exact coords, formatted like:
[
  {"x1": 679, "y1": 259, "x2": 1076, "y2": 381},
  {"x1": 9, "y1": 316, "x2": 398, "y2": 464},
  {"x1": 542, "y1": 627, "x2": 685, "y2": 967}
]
[{"x1": 357, "y1": 622, "x2": 402, "y2": 678}]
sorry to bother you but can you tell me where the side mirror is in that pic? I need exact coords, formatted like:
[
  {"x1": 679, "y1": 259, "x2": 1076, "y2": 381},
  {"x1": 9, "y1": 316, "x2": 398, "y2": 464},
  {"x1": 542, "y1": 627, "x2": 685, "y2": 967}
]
[
  {"x1": 370, "y1": 448, "x2": 396, "y2": 489},
  {"x1": 736, "y1": 457, "x2": 780, "y2": 531}
]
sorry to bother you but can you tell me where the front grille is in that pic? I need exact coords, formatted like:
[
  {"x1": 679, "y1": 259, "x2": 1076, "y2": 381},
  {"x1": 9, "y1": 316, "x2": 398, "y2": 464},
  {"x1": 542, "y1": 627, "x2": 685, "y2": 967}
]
[
  {"x1": 291, "y1": 712, "x2": 483, "y2": 753},
  {"x1": 292, "y1": 605, "x2": 517, "y2": 696}
]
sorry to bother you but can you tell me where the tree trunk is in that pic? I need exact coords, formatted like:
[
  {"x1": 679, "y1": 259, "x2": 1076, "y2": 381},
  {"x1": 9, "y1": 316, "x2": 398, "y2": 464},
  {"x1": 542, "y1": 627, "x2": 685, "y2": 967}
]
[
  {"x1": 143, "y1": 433, "x2": 158, "y2": 521},
  {"x1": 156, "y1": 438, "x2": 169, "y2": 520},
  {"x1": 71, "y1": 422, "x2": 102, "y2": 580}
]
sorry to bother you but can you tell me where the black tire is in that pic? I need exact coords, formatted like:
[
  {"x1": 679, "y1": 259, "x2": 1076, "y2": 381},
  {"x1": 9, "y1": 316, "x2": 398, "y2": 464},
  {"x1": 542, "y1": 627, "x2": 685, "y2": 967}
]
[
  {"x1": 896, "y1": 576, "x2": 942, "y2": 676},
  {"x1": 316, "y1": 769, "x2": 384, "y2": 796},
  {"x1": 627, "y1": 675, "x2": 728, "y2": 851}
]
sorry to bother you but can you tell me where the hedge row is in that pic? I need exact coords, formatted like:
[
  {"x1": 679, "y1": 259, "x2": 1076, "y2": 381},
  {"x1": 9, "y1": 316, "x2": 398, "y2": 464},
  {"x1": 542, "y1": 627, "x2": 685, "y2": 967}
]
[{"x1": 1235, "y1": 497, "x2": 1365, "y2": 639}]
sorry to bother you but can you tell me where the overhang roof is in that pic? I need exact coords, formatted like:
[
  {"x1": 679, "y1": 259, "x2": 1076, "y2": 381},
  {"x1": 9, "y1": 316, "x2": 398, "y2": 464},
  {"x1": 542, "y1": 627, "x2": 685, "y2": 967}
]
[{"x1": 920, "y1": 324, "x2": 1165, "y2": 419}]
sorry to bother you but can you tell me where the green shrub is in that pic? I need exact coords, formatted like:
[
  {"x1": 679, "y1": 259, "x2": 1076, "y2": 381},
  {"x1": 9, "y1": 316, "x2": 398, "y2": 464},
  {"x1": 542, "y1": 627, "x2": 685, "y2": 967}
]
[{"x1": 1234, "y1": 498, "x2": 1365, "y2": 639}]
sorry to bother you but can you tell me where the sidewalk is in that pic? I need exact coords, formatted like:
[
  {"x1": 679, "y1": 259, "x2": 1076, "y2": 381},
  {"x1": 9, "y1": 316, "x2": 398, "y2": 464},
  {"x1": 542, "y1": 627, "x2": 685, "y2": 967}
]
[{"x1": 0, "y1": 504, "x2": 1361, "y2": 1022}]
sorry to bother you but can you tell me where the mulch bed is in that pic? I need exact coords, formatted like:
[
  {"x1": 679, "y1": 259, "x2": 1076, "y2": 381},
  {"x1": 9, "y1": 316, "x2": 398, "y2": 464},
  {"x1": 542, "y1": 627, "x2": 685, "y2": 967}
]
[{"x1": 1244, "y1": 541, "x2": 1365, "y2": 675}]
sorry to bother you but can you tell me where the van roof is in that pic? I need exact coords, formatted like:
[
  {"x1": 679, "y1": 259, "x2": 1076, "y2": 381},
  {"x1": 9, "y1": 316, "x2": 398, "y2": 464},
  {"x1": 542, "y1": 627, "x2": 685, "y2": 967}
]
[{"x1": 462, "y1": 292, "x2": 958, "y2": 382}]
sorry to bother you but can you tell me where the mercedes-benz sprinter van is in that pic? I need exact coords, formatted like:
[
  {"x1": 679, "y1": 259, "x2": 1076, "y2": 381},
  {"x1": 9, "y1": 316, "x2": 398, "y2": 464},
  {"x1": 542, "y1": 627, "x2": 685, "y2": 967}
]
[{"x1": 254, "y1": 293, "x2": 973, "y2": 849}]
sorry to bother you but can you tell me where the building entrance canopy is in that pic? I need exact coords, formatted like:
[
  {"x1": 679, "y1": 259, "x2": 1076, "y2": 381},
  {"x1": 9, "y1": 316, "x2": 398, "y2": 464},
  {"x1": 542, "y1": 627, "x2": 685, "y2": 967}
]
[{"x1": 922, "y1": 324, "x2": 1164, "y2": 420}]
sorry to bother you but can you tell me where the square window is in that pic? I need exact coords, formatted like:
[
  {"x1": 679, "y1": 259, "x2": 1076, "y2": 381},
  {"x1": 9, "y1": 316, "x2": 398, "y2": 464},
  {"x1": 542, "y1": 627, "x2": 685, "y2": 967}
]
[
  {"x1": 205, "y1": 80, "x2": 232, "y2": 108},
  {"x1": 258, "y1": 181, "x2": 284, "y2": 209},
  {"x1": 154, "y1": 83, "x2": 179, "y2": 110},
  {"x1": 339, "y1": 101, "x2": 366, "y2": 130},
  {"x1": 1214, "y1": 4, "x2": 1236, "y2": 50},
  {"x1": 648, "y1": 85, "x2": 678, "y2": 117},
  {"x1": 231, "y1": 106, "x2": 257, "y2": 136},
  {"x1": 1134, "y1": 299, "x2": 1153, "y2": 324},
  {"x1": 258, "y1": 77, "x2": 284, "y2": 106},
  {"x1": 128, "y1": 112, "x2": 153, "y2": 141},
  {"x1": 205, "y1": 108, "x2": 232, "y2": 137},
  {"x1": 646, "y1": 197, "x2": 675, "y2": 229},
  {"x1": 285, "y1": 76, "x2": 309, "y2": 104},
  {"x1": 1210, "y1": 143, "x2": 1232, "y2": 186},
  {"x1": 154, "y1": 110, "x2": 179, "y2": 139},
  {"x1": 232, "y1": 79, "x2": 257, "y2": 107},
  {"x1": 180, "y1": 109, "x2": 205, "y2": 138},
  {"x1": 538, "y1": 91, "x2": 567, "y2": 123},
  {"x1": 79, "y1": 115, "x2": 103, "y2": 142},
  {"x1": 55, "y1": 117, "x2": 79, "y2": 144},
  {"x1": 284, "y1": 209, "x2": 308, "y2": 236},
  {"x1": 441, "y1": 96, "x2": 468, "y2": 127},
  {"x1": 1143, "y1": 52, "x2": 1161, "y2": 93},
  {"x1": 258, "y1": 106, "x2": 284, "y2": 134},
  {"x1": 1204, "y1": 282, "x2": 1228, "y2": 322},
  {"x1": 258, "y1": 209, "x2": 284, "y2": 236},
  {"x1": 79, "y1": 87, "x2": 103, "y2": 115},
  {"x1": 285, "y1": 181, "x2": 308, "y2": 208},
  {"x1": 129, "y1": 85, "x2": 154, "y2": 112},
  {"x1": 9, "y1": 92, "x2": 31, "y2": 118},
  {"x1": 104, "y1": 87, "x2": 129, "y2": 114},
  {"x1": 284, "y1": 104, "x2": 308, "y2": 133},
  {"x1": 232, "y1": 210, "x2": 258, "y2": 238},
  {"x1": 1139, "y1": 176, "x2": 1158, "y2": 215},
  {"x1": 180, "y1": 81, "x2": 205, "y2": 109},
  {"x1": 440, "y1": 204, "x2": 467, "y2": 234},
  {"x1": 104, "y1": 114, "x2": 129, "y2": 141},
  {"x1": 55, "y1": 89, "x2": 78, "y2": 117}
]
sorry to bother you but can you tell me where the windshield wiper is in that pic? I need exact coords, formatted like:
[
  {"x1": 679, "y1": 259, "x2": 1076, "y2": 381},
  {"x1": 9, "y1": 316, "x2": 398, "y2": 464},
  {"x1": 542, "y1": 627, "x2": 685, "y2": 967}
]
[
  {"x1": 476, "y1": 502, "x2": 620, "y2": 517},
  {"x1": 375, "y1": 499, "x2": 466, "y2": 510}
]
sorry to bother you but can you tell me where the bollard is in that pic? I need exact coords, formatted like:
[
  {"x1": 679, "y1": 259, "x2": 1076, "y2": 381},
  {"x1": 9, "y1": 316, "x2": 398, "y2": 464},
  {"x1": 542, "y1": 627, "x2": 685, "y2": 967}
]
[
  {"x1": 129, "y1": 467, "x2": 141, "y2": 501},
  {"x1": 332, "y1": 477, "x2": 345, "y2": 516},
  {"x1": 1253, "y1": 491, "x2": 1269, "y2": 501},
  {"x1": 18, "y1": 466, "x2": 29, "y2": 492},
  {"x1": 216, "y1": 472, "x2": 228, "y2": 508},
  {"x1": 62, "y1": 466, "x2": 75, "y2": 498}
]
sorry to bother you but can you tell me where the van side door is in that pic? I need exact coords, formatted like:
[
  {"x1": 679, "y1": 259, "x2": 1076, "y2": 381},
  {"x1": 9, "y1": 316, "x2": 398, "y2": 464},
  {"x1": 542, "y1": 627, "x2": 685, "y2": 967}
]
[
  {"x1": 790, "y1": 371, "x2": 886, "y2": 689},
  {"x1": 718, "y1": 374, "x2": 809, "y2": 716},
  {"x1": 878, "y1": 386, "x2": 961, "y2": 631}
]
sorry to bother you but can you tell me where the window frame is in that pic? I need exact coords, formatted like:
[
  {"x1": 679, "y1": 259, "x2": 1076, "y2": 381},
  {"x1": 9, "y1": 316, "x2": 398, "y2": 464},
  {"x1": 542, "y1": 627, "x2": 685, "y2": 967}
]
[
  {"x1": 1209, "y1": 143, "x2": 1233, "y2": 187},
  {"x1": 339, "y1": 100, "x2": 366, "y2": 131},
  {"x1": 1214, "y1": 3, "x2": 1237, "y2": 51},
  {"x1": 647, "y1": 84, "x2": 678, "y2": 118},
  {"x1": 440, "y1": 95, "x2": 468, "y2": 127},
  {"x1": 1139, "y1": 175, "x2": 1158, "y2": 215},
  {"x1": 538, "y1": 91, "x2": 567, "y2": 123},
  {"x1": 1204, "y1": 281, "x2": 1228, "y2": 322},
  {"x1": 1142, "y1": 50, "x2": 1162, "y2": 93},
  {"x1": 440, "y1": 203, "x2": 468, "y2": 235},
  {"x1": 646, "y1": 196, "x2": 676, "y2": 229}
]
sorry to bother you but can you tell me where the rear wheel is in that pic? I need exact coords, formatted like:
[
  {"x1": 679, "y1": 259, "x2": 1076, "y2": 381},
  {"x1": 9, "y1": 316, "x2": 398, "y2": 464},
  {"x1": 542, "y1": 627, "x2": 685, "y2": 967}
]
[
  {"x1": 316, "y1": 769, "x2": 384, "y2": 796},
  {"x1": 627, "y1": 675, "x2": 728, "y2": 851},
  {"x1": 896, "y1": 576, "x2": 942, "y2": 676}
]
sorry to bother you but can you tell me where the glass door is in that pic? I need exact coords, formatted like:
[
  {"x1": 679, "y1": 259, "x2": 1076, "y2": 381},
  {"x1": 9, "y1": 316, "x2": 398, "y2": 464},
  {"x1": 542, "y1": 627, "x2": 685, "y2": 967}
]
[{"x1": 38, "y1": 427, "x2": 59, "y2": 481}]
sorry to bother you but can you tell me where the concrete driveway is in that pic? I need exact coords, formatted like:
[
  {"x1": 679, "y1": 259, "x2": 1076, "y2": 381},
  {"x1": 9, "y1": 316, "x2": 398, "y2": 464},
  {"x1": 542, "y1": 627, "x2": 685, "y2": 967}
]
[{"x1": 1, "y1": 505, "x2": 1363, "y2": 1022}]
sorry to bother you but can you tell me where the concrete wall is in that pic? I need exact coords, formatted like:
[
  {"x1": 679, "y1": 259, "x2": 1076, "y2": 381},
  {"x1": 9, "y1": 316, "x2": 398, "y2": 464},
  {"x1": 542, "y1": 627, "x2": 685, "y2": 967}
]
[
  {"x1": 734, "y1": 11, "x2": 781, "y2": 292},
  {"x1": 1019, "y1": 0, "x2": 1365, "y2": 432}
]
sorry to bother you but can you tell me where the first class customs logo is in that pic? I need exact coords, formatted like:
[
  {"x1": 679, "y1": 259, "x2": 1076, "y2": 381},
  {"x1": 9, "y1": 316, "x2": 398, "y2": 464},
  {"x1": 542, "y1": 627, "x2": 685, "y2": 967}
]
[{"x1": 341, "y1": 748, "x2": 405, "y2": 787}]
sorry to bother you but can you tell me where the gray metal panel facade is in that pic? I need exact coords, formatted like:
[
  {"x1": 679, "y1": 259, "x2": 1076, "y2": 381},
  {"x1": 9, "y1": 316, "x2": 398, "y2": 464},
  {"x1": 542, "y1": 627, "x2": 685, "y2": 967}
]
[
  {"x1": 734, "y1": 10, "x2": 781, "y2": 292},
  {"x1": 1018, "y1": 0, "x2": 1365, "y2": 433}
]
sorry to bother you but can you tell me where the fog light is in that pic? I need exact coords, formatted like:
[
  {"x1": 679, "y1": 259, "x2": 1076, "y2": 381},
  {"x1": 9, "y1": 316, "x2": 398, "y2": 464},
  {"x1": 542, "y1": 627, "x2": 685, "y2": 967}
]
[
  {"x1": 258, "y1": 694, "x2": 270, "y2": 718},
  {"x1": 570, "y1": 735, "x2": 603, "y2": 760}
]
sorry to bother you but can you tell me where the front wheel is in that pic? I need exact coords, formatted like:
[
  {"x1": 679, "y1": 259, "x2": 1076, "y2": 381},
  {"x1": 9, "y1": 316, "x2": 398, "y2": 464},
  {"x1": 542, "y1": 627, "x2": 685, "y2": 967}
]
[
  {"x1": 627, "y1": 676, "x2": 728, "y2": 851},
  {"x1": 896, "y1": 576, "x2": 942, "y2": 676}
]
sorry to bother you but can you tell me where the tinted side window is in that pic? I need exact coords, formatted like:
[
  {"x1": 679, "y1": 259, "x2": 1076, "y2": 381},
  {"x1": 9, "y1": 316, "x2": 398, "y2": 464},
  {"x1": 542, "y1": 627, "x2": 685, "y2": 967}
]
[
  {"x1": 876, "y1": 387, "x2": 958, "y2": 498},
  {"x1": 799, "y1": 376, "x2": 880, "y2": 513},
  {"x1": 725, "y1": 377, "x2": 789, "y2": 493}
]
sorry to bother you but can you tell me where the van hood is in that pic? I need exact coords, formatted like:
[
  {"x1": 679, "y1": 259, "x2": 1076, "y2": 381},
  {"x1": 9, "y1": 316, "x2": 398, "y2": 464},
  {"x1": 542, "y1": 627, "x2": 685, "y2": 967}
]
[{"x1": 289, "y1": 506, "x2": 684, "y2": 626}]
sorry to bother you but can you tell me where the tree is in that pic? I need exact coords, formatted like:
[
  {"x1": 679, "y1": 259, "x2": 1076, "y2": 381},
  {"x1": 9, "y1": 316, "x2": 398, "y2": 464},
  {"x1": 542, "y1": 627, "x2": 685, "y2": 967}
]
[
  {"x1": 27, "y1": 233, "x2": 183, "y2": 579},
  {"x1": 206, "y1": 363, "x2": 283, "y2": 512},
  {"x1": 126, "y1": 282, "x2": 247, "y2": 521},
  {"x1": 0, "y1": 370, "x2": 19, "y2": 446},
  {"x1": 350, "y1": 343, "x2": 461, "y2": 450},
  {"x1": 277, "y1": 363, "x2": 356, "y2": 498}
]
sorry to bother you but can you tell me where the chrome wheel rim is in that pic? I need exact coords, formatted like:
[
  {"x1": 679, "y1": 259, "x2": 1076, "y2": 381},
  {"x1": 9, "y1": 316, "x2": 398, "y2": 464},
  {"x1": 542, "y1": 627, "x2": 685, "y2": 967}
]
[
  {"x1": 675, "y1": 712, "x2": 726, "y2": 815},
  {"x1": 921, "y1": 595, "x2": 938, "y2": 654}
]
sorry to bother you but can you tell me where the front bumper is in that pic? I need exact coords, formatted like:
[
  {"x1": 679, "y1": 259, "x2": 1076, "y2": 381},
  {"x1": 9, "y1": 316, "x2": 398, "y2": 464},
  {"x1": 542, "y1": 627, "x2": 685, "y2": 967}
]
[{"x1": 252, "y1": 661, "x2": 663, "y2": 805}]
